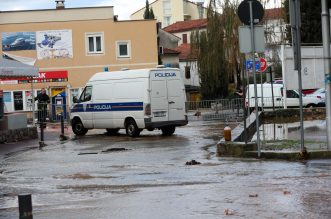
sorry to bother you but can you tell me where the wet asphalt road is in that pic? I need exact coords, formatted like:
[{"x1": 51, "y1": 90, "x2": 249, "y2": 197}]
[{"x1": 0, "y1": 120, "x2": 331, "y2": 219}]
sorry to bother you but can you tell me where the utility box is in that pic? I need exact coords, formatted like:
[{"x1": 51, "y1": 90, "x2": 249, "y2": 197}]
[{"x1": 0, "y1": 90, "x2": 3, "y2": 120}]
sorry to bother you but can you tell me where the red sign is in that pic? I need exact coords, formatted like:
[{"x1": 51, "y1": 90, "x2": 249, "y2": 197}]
[
  {"x1": 259, "y1": 58, "x2": 267, "y2": 72},
  {"x1": 0, "y1": 71, "x2": 68, "y2": 82}
]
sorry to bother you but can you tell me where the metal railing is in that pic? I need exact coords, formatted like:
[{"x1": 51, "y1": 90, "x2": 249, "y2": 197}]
[
  {"x1": 186, "y1": 98, "x2": 245, "y2": 121},
  {"x1": 27, "y1": 103, "x2": 70, "y2": 125}
]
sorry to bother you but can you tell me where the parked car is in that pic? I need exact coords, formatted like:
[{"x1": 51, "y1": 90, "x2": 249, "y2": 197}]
[
  {"x1": 307, "y1": 88, "x2": 326, "y2": 107},
  {"x1": 246, "y1": 84, "x2": 322, "y2": 111}
]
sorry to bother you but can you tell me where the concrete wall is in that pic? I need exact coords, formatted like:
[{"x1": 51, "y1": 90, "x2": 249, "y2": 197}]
[{"x1": 283, "y1": 46, "x2": 325, "y2": 90}]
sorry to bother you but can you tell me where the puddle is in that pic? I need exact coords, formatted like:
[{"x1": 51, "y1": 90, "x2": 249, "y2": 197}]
[{"x1": 253, "y1": 120, "x2": 326, "y2": 141}]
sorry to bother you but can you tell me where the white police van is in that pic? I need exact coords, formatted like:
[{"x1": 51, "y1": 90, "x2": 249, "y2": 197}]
[{"x1": 70, "y1": 68, "x2": 188, "y2": 137}]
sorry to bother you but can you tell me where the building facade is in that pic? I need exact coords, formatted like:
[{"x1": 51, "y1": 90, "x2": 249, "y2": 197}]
[
  {"x1": 131, "y1": 0, "x2": 207, "y2": 28},
  {"x1": 0, "y1": 6, "x2": 158, "y2": 116},
  {"x1": 162, "y1": 19, "x2": 207, "y2": 101}
]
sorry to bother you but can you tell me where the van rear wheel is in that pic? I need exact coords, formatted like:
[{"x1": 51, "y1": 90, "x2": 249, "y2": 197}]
[
  {"x1": 161, "y1": 126, "x2": 176, "y2": 136},
  {"x1": 125, "y1": 120, "x2": 140, "y2": 137},
  {"x1": 106, "y1": 128, "x2": 120, "y2": 135},
  {"x1": 72, "y1": 119, "x2": 88, "y2": 136}
]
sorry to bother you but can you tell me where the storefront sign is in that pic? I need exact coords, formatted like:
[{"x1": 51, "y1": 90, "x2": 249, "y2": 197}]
[{"x1": 0, "y1": 70, "x2": 68, "y2": 83}]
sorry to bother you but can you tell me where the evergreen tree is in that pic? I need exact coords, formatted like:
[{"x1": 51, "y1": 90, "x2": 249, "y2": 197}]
[
  {"x1": 150, "y1": 7, "x2": 155, "y2": 19},
  {"x1": 143, "y1": 0, "x2": 150, "y2": 19},
  {"x1": 284, "y1": 0, "x2": 331, "y2": 43},
  {"x1": 191, "y1": 0, "x2": 229, "y2": 99}
]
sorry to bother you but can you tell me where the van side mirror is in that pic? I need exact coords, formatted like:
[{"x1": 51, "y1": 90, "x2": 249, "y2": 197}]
[{"x1": 73, "y1": 96, "x2": 79, "y2": 103}]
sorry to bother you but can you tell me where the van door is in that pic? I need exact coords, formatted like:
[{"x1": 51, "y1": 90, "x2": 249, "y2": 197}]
[
  {"x1": 150, "y1": 74, "x2": 169, "y2": 122},
  {"x1": 167, "y1": 77, "x2": 186, "y2": 121},
  {"x1": 76, "y1": 86, "x2": 93, "y2": 128}
]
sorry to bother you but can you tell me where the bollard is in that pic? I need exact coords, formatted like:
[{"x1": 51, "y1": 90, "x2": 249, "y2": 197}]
[
  {"x1": 39, "y1": 121, "x2": 45, "y2": 148},
  {"x1": 59, "y1": 114, "x2": 68, "y2": 141},
  {"x1": 224, "y1": 124, "x2": 232, "y2": 141},
  {"x1": 18, "y1": 194, "x2": 33, "y2": 219}
]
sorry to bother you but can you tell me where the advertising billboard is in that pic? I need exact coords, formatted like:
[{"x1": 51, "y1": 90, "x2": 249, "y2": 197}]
[
  {"x1": 36, "y1": 30, "x2": 73, "y2": 59},
  {"x1": 2, "y1": 32, "x2": 36, "y2": 51}
]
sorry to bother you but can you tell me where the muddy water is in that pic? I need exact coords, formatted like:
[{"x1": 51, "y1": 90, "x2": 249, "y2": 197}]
[{"x1": 1, "y1": 120, "x2": 331, "y2": 219}]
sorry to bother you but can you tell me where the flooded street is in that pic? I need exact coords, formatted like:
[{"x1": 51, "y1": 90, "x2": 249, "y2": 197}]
[{"x1": 1, "y1": 120, "x2": 331, "y2": 219}]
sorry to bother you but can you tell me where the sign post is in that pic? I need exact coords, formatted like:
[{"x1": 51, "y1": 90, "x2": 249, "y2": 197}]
[
  {"x1": 290, "y1": 0, "x2": 305, "y2": 153},
  {"x1": 238, "y1": 0, "x2": 264, "y2": 158}
]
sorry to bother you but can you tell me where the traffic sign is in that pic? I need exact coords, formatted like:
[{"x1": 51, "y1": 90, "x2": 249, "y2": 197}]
[
  {"x1": 237, "y1": 0, "x2": 264, "y2": 25},
  {"x1": 246, "y1": 60, "x2": 260, "y2": 71},
  {"x1": 259, "y1": 58, "x2": 267, "y2": 72}
]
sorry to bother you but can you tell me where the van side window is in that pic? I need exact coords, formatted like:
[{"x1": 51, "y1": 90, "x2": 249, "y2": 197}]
[
  {"x1": 287, "y1": 90, "x2": 299, "y2": 98},
  {"x1": 79, "y1": 86, "x2": 92, "y2": 102}
]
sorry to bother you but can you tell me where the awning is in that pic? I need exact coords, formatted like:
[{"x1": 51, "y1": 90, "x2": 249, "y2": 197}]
[
  {"x1": 0, "y1": 58, "x2": 39, "y2": 78},
  {"x1": 3, "y1": 52, "x2": 36, "y2": 66}
]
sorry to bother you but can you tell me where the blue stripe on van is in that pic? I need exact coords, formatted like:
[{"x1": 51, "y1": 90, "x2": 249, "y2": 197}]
[{"x1": 71, "y1": 102, "x2": 143, "y2": 113}]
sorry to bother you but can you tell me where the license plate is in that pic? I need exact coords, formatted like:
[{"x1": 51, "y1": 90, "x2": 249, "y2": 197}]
[{"x1": 153, "y1": 111, "x2": 166, "y2": 117}]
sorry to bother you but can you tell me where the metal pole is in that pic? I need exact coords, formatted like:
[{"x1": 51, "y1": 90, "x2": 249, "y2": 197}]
[
  {"x1": 281, "y1": 44, "x2": 288, "y2": 109},
  {"x1": 31, "y1": 78, "x2": 35, "y2": 126},
  {"x1": 249, "y1": 0, "x2": 261, "y2": 158},
  {"x1": 321, "y1": 0, "x2": 331, "y2": 150},
  {"x1": 295, "y1": 0, "x2": 304, "y2": 152},
  {"x1": 246, "y1": 58, "x2": 250, "y2": 115},
  {"x1": 270, "y1": 67, "x2": 275, "y2": 110},
  {"x1": 260, "y1": 70, "x2": 264, "y2": 111}
]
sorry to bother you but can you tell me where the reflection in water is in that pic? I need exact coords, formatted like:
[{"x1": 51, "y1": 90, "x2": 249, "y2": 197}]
[{"x1": 252, "y1": 120, "x2": 327, "y2": 142}]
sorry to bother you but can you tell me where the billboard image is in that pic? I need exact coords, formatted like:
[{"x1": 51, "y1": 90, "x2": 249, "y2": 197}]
[
  {"x1": 2, "y1": 32, "x2": 36, "y2": 51},
  {"x1": 36, "y1": 30, "x2": 73, "y2": 60}
]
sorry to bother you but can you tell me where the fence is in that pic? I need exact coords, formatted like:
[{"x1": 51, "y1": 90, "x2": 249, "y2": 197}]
[
  {"x1": 186, "y1": 98, "x2": 245, "y2": 122},
  {"x1": 27, "y1": 103, "x2": 70, "y2": 125},
  {"x1": 27, "y1": 99, "x2": 247, "y2": 125}
]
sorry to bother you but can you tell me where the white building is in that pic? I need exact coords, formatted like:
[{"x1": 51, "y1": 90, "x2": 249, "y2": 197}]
[{"x1": 131, "y1": 0, "x2": 207, "y2": 28}]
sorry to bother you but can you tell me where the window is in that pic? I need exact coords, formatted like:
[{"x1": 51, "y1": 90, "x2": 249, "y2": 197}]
[
  {"x1": 185, "y1": 66, "x2": 191, "y2": 79},
  {"x1": 79, "y1": 86, "x2": 92, "y2": 102},
  {"x1": 163, "y1": 0, "x2": 171, "y2": 15},
  {"x1": 86, "y1": 33, "x2": 104, "y2": 54},
  {"x1": 182, "y1": 34, "x2": 188, "y2": 44},
  {"x1": 13, "y1": 91, "x2": 23, "y2": 111},
  {"x1": 116, "y1": 41, "x2": 131, "y2": 58},
  {"x1": 164, "y1": 16, "x2": 171, "y2": 27},
  {"x1": 70, "y1": 88, "x2": 81, "y2": 105}
]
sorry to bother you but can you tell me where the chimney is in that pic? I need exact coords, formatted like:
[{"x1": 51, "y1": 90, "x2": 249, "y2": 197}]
[{"x1": 55, "y1": 0, "x2": 65, "y2": 9}]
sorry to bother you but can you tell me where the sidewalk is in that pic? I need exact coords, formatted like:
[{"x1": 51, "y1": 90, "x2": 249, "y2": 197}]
[{"x1": 0, "y1": 123, "x2": 72, "y2": 159}]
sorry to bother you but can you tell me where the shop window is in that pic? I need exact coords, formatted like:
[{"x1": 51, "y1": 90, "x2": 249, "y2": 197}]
[
  {"x1": 86, "y1": 32, "x2": 104, "y2": 54},
  {"x1": 185, "y1": 66, "x2": 191, "y2": 79},
  {"x1": 116, "y1": 41, "x2": 131, "y2": 58},
  {"x1": 13, "y1": 91, "x2": 23, "y2": 111},
  {"x1": 70, "y1": 88, "x2": 81, "y2": 104}
]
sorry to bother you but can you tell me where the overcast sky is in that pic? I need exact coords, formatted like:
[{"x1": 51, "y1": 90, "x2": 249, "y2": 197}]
[
  {"x1": 0, "y1": 0, "x2": 280, "y2": 20},
  {"x1": 0, "y1": 0, "x2": 148, "y2": 20}
]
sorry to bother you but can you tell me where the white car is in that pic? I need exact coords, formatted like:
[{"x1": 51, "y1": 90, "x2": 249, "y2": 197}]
[{"x1": 307, "y1": 88, "x2": 326, "y2": 107}]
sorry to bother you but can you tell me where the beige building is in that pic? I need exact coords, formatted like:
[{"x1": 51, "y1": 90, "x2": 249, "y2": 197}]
[
  {"x1": 0, "y1": 5, "x2": 158, "y2": 117},
  {"x1": 131, "y1": 0, "x2": 207, "y2": 28}
]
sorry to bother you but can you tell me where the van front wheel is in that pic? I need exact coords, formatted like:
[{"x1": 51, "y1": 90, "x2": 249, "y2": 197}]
[
  {"x1": 161, "y1": 126, "x2": 176, "y2": 136},
  {"x1": 72, "y1": 119, "x2": 88, "y2": 136},
  {"x1": 125, "y1": 120, "x2": 140, "y2": 137}
]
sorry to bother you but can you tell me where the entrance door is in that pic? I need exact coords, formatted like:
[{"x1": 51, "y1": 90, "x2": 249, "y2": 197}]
[{"x1": 51, "y1": 87, "x2": 67, "y2": 121}]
